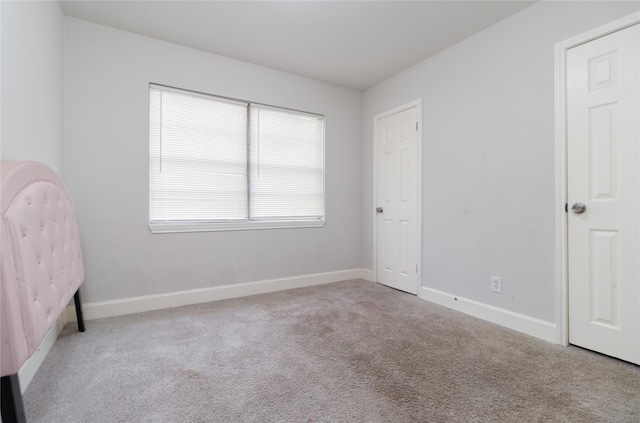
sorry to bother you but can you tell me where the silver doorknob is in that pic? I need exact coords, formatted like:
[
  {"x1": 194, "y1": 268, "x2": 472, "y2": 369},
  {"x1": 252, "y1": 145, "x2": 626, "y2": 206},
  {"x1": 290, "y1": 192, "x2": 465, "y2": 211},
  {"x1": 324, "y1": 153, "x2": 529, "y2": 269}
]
[
  {"x1": 571, "y1": 203, "x2": 587, "y2": 214},
  {"x1": 376, "y1": 207, "x2": 384, "y2": 214}
]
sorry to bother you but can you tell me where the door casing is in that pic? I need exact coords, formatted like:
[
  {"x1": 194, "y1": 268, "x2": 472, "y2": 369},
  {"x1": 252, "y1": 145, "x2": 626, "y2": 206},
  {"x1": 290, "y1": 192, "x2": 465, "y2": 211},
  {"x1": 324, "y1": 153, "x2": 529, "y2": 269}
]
[
  {"x1": 373, "y1": 99, "x2": 423, "y2": 291},
  {"x1": 554, "y1": 11, "x2": 640, "y2": 346}
]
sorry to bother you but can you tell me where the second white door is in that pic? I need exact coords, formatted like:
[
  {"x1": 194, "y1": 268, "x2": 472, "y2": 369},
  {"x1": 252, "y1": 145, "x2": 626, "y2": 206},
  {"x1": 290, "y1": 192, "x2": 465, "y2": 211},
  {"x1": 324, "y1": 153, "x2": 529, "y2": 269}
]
[
  {"x1": 567, "y1": 23, "x2": 640, "y2": 365},
  {"x1": 376, "y1": 106, "x2": 419, "y2": 294}
]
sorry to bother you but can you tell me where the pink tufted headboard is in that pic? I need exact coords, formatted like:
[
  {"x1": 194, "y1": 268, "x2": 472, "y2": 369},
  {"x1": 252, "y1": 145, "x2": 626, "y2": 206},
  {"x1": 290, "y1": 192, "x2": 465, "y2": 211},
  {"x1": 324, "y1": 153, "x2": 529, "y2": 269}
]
[{"x1": 1, "y1": 161, "x2": 85, "y2": 377}]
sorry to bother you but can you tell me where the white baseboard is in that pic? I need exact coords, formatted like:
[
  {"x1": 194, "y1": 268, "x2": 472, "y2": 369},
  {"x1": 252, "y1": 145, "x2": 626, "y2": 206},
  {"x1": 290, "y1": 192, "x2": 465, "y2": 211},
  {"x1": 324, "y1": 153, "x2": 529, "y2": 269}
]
[
  {"x1": 419, "y1": 286, "x2": 557, "y2": 344},
  {"x1": 359, "y1": 269, "x2": 375, "y2": 282},
  {"x1": 66, "y1": 268, "x2": 371, "y2": 322},
  {"x1": 18, "y1": 312, "x2": 67, "y2": 393}
]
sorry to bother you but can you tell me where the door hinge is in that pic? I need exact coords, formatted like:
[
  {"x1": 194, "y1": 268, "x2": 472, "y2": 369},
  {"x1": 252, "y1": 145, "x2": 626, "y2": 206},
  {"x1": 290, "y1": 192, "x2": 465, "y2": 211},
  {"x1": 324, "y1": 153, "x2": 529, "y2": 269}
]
[
  {"x1": 416, "y1": 264, "x2": 418, "y2": 273},
  {"x1": 416, "y1": 122, "x2": 418, "y2": 131},
  {"x1": 565, "y1": 203, "x2": 568, "y2": 213}
]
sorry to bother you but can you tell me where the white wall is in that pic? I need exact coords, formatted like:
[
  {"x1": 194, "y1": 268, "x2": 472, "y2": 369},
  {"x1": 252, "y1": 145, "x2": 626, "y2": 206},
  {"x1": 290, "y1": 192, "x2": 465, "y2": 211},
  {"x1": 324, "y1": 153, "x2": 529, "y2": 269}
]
[
  {"x1": 64, "y1": 18, "x2": 363, "y2": 303},
  {"x1": 362, "y1": 1, "x2": 640, "y2": 323},
  {"x1": 1, "y1": 1, "x2": 64, "y2": 175}
]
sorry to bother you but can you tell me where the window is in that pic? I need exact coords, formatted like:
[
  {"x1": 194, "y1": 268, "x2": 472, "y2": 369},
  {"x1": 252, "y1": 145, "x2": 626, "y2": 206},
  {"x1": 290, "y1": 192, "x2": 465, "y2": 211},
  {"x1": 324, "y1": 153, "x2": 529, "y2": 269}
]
[{"x1": 149, "y1": 85, "x2": 325, "y2": 233}]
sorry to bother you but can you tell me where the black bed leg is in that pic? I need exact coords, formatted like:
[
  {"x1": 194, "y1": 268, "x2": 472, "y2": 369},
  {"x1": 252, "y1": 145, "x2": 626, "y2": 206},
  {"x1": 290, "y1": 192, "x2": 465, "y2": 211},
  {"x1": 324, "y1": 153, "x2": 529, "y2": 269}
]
[
  {"x1": 74, "y1": 289, "x2": 86, "y2": 332},
  {"x1": 1, "y1": 374, "x2": 27, "y2": 423}
]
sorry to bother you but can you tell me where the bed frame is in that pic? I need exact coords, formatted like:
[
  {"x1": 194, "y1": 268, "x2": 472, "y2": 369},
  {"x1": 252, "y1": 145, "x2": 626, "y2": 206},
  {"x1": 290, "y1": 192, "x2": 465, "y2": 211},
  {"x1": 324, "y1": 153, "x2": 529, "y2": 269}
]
[{"x1": 1, "y1": 161, "x2": 86, "y2": 423}]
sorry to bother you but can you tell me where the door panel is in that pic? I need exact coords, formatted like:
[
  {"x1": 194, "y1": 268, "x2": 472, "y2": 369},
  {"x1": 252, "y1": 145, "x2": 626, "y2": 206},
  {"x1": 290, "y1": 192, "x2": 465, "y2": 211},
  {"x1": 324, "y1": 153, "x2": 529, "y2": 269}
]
[
  {"x1": 376, "y1": 107, "x2": 419, "y2": 294},
  {"x1": 567, "y1": 23, "x2": 639, "y2": 364}
]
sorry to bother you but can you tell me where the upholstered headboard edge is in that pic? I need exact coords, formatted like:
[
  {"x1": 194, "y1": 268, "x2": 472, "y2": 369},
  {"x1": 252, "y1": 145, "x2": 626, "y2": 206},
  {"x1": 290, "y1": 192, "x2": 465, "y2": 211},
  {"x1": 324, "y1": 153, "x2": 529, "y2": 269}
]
[{"x1": 1, "y1": 161, "x2": 85, "y2": 376}]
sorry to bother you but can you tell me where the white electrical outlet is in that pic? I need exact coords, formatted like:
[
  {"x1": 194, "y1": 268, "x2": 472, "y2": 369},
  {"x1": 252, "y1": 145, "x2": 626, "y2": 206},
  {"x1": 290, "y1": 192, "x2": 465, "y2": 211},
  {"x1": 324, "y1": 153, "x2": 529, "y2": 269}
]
[{"x1": 491, "y1": 276, "x2": 502, "y2": 293}]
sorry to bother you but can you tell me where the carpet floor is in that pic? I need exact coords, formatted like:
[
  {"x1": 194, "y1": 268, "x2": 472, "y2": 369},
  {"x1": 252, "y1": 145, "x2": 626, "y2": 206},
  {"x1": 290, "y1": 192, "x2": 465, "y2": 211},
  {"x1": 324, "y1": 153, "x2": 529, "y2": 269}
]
[{"x1": 24, "y1": 279, "x2": 640, "y2": 422}]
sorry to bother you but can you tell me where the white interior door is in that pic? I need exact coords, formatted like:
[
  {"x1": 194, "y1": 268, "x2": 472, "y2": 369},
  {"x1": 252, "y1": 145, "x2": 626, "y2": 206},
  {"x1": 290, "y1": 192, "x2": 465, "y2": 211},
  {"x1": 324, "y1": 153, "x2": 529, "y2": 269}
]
[
  {"x1": 376, "y1": 106, "x2": 419, "y2": 295},
  {"x1": 567, "y1": 23, "x2": 639, "y2": 365}
]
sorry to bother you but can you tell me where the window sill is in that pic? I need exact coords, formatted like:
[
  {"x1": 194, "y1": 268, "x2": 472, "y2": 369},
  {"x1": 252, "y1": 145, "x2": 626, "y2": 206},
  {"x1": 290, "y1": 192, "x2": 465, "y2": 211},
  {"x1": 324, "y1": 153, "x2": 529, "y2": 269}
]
[{"x1": 148, "y1": 220, "x2": 325, "y2": 234}]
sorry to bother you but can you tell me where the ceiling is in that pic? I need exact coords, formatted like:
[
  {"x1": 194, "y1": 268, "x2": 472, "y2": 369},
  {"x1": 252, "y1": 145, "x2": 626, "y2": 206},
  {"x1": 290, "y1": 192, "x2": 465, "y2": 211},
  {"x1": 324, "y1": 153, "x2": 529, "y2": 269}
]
[{"x1": 60, "y1": 1, "x2": 535, "y2": 91}]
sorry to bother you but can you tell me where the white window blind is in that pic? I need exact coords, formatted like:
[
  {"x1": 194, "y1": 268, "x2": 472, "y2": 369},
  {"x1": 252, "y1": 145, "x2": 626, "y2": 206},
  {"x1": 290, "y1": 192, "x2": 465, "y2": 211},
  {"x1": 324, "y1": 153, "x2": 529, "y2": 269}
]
[
  {"x1": 149, "y1": 84, "x2": 325, "y2": 230},
  {"x1": 249, "y1": 105, "x2": 324, "y2": 220},
  {"x1": 149, "y1": 86, "x2": 248, "y2": 222}
]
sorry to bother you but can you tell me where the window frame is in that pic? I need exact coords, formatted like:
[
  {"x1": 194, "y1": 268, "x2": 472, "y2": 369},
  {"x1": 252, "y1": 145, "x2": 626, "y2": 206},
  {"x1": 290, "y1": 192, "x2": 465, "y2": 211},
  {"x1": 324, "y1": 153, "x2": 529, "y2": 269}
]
[{"x1": 148, "y1": 84, "x2": 326, "y2": 234}]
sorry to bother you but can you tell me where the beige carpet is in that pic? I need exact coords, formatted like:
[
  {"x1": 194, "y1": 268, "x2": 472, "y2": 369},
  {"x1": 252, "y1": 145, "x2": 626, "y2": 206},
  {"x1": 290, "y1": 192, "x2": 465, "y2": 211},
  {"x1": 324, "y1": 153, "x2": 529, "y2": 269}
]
[{"x1": 24, "y1": 279, "x2": 640, "y2": 422}]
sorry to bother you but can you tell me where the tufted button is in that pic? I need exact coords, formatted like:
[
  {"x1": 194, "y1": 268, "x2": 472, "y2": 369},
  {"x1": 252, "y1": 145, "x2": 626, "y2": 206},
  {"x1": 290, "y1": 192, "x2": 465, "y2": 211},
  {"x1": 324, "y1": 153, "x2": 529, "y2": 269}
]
[
  {"x1": 38, "y1": 259, "x2": 42, "y2": 265},
  {"x1": 22, "y1": 230, "x2": 27, "y2": 237}
]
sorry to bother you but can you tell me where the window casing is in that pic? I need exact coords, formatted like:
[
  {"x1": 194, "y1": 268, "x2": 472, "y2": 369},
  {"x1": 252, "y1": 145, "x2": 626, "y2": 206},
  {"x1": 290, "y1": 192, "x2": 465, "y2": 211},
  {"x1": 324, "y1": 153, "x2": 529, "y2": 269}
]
[{"x1": 149, "y1": 85, "x2": 325, "y2": 233}]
